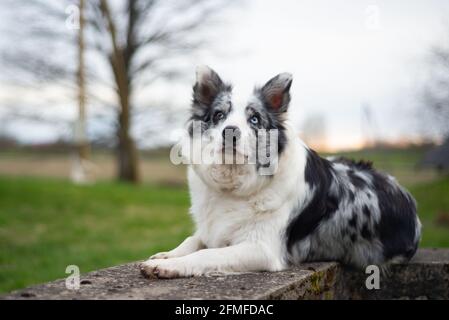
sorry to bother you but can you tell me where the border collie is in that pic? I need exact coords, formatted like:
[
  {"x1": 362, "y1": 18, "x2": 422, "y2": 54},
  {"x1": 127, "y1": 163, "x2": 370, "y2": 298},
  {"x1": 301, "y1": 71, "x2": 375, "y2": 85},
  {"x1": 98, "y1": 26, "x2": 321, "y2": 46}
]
[{"x1": 140, "y1": 66, "x2": 421, "y2": 278}]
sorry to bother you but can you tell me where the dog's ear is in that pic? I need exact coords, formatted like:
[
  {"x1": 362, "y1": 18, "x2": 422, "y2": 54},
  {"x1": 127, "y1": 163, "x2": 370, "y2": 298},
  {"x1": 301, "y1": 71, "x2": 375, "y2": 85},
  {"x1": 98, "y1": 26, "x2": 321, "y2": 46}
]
[
  {"x1": 260, "y1": 73, "x2": 293, "y2": 112},
  {"x1": 193, "y1": 65, "x2": 227, "y2": 107}
]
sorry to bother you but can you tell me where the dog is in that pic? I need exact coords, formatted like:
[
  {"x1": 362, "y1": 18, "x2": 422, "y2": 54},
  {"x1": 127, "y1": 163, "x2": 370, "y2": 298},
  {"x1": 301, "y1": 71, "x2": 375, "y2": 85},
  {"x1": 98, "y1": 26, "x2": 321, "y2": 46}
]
[{"x1": 140, "y1": 66, "x2": 421, "y2": 279}]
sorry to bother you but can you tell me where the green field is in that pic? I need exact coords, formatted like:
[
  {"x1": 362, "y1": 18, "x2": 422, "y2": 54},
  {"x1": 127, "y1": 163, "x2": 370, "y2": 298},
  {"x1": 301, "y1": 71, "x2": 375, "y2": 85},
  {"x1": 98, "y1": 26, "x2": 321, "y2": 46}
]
[
  {"x1": 0, "y1": 177, "x2": 193, "y2": 293},
  {"x1": 0, "y1": 147, "x2": 448, "y2": 294}
]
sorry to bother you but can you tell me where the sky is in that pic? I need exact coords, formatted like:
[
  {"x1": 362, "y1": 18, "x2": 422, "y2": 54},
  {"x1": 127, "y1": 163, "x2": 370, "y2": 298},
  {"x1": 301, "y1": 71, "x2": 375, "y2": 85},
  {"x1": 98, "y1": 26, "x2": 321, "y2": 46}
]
[
  {"x1": 191, "y1": 0, "x2": 449, "y2": 150},
  {"x1": 1, "y1": 0, "x2": 449, "y2": 151}
]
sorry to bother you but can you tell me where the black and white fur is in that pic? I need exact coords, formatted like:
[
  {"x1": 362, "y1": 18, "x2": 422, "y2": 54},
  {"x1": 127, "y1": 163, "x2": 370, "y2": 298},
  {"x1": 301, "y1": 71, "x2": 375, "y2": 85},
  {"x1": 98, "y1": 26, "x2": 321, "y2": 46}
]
[{"x1": 140, "y1": 66, "x2": 421, "y2": 278}]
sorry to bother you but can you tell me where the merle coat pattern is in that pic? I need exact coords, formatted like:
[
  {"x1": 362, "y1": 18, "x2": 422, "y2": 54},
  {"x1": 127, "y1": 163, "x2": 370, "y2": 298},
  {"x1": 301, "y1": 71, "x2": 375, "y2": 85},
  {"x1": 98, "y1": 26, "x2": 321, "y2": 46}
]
[
  {"x1": 140, "y1": 66, "x2": 421, "y2": 278},
  {"x1": 286, "y1": 151, "x2": 420, "y2": 268}
]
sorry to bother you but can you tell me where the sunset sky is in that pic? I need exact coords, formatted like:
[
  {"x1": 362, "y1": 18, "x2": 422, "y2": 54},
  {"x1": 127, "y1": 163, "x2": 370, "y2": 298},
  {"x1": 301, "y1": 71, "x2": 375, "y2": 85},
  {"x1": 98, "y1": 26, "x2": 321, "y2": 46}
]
[{"x1": 1, "y1": 0, "x2": 449, "y2": 151}]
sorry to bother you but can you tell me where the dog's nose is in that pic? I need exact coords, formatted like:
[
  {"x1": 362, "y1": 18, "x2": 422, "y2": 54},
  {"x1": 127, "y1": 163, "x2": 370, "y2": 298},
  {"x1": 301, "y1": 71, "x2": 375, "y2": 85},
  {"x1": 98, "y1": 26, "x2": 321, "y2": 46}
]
[{"x1": 222, "y1": 126, "x2": 241, "y2": 141}]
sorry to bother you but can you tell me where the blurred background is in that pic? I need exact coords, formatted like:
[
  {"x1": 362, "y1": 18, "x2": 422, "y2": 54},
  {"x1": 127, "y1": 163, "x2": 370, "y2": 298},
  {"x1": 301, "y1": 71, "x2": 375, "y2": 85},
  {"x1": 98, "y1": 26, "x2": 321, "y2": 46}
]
[{"x1": 0, "y1": 0, "x2": 448, "y2": 293}]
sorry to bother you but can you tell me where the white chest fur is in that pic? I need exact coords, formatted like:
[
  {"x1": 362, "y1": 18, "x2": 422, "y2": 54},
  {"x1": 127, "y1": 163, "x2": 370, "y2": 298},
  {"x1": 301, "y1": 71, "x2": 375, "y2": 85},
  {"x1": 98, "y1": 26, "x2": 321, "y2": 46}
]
[
  {"x1": 186, "y1": 126, "x2": 308, "y2": 260},
  {"x1": 187, "y1": 165, "x2": 298, "y2": 250}
]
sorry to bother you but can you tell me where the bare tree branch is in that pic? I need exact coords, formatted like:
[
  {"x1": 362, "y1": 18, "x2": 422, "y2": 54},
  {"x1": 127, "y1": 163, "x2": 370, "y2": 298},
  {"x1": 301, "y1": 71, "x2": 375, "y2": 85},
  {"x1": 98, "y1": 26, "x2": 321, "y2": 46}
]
[{"x1": 2, "y1": 0, "x2": 235, "y2": 183}]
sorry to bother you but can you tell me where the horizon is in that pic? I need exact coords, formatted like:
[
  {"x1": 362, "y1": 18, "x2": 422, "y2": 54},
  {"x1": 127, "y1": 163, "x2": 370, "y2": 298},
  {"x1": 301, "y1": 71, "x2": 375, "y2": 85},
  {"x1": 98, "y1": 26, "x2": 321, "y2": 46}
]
[{"x1": 1, "y1": 0, "x2": 449, "y2": 151}]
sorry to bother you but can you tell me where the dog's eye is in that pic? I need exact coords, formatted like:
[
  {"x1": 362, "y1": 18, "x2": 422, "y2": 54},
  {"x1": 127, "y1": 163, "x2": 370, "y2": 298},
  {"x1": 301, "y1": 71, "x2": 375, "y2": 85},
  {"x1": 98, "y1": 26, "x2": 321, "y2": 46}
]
[
  {"x1": 250, "y1": 115, "x2": 259, "y2": 125},
  {"x1": 213, "y1": 111, "x2": 224, "y2": 122}
]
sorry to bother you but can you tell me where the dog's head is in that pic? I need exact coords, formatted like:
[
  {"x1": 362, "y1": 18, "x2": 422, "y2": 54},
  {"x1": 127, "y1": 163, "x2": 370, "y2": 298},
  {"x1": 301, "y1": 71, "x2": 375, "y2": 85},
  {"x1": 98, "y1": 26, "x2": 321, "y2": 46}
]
[{"x1": 186, "y1": 66, "x2": 293, "y2": 194}]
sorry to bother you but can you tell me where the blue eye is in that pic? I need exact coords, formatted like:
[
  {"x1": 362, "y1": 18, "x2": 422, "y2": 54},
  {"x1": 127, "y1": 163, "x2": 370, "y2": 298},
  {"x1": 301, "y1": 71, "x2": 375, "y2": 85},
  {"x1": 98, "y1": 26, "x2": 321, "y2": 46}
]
[
  {"x1": 250, "y1": 116, "x2": 259, "y2": 125},
  {"x1": 214, "y1": 111, "x2": 224, "y2": 122}
]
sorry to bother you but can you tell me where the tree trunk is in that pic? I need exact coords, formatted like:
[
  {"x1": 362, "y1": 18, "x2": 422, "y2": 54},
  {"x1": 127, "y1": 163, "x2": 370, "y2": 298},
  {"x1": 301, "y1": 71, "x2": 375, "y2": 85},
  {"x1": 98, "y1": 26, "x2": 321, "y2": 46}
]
[
  {"x1": 114, "y1": 64, "x2": 140, "y2": 184},
  {"x1": 100, "y1": 0, "x2": 140, "y2": 184},
  {"x1": 77, "y1": 0, "x2": 89, "y2": 161},
  {"x1": 71, "y1": 0, "x2": 91, "y2": 184},
  {"x1": 116, "y1": 93, "x2": 140, "y2": 183}
]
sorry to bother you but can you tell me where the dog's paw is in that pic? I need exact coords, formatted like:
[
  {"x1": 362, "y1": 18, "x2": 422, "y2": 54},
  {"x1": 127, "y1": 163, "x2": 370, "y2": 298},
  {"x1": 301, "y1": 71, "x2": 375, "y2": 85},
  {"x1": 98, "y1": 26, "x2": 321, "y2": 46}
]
[
  {"x1": 149, "y1": 251, "x2": 172, "y2": 260},
  {"x1": 139, "y1": 259, "x2": 186, "y2": 279}
]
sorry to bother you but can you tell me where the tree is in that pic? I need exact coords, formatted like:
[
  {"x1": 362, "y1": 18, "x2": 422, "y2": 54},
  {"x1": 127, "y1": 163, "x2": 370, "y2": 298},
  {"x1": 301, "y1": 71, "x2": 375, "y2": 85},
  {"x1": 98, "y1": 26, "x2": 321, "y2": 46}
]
[
  {"x1": 421, "y1": 44, "x2": 449, "y2": 140},
  {"x1": 2, "y1": 0, "x2": 229, "y2": 183},
  {"x1": 73, "y1": 0, "x2": 91, "y2": 183}
]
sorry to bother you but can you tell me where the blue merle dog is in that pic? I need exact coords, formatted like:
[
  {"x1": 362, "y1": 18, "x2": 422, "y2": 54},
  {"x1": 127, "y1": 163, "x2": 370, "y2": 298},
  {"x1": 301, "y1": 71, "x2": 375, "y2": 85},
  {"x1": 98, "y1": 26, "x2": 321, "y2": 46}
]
[{"x1": 140, "y1": 66, "x2": 421, "y2": 279}]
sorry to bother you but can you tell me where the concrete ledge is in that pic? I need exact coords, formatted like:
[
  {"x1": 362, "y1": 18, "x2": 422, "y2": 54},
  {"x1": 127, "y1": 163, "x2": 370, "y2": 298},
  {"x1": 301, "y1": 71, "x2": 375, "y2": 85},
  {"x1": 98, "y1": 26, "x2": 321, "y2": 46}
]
[
  {"x1": 336, "y1": 248, "x2": 449, "y2": 299},
  {"x1": 2, "y1": 249, "x2": 448, "y2": 300}
]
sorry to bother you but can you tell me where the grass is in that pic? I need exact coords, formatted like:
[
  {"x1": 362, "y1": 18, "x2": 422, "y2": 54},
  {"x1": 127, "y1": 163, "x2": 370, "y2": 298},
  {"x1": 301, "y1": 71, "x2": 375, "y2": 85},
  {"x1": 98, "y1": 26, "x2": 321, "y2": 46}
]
[
  {"x1": 0, "y1": 176, "x2": 192, "y2": 293},
  {"x1": 0, "y1": 146, "x2": 448, "y2": 294},
  {"x1": 410, "y1": 178, "x2": 449, "y2": 247}
]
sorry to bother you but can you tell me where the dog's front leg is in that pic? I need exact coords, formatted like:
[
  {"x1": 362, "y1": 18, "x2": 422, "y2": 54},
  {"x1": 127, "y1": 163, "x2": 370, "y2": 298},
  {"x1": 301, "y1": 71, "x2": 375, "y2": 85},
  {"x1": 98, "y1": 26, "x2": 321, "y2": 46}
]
[
  {"x1": 149, "y1": 234, "x2": 205, "y2": 260},
  {"x1": 140, "y1": 242, "x2": 283, "y2": 279}
]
